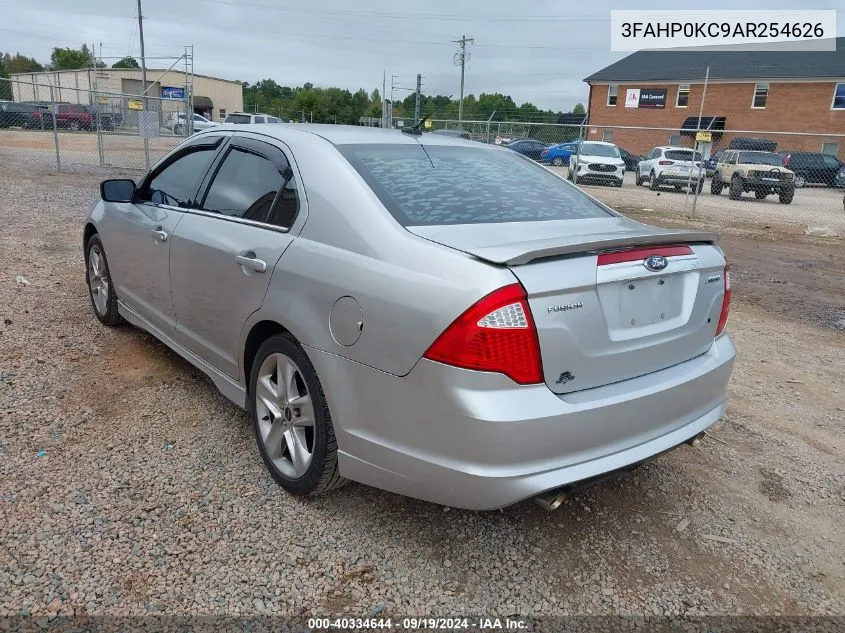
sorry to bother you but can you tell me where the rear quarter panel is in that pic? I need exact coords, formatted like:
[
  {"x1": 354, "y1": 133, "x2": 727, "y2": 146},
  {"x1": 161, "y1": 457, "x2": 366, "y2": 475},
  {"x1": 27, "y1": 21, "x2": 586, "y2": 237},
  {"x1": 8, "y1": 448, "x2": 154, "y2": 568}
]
[{"x1": 240, "y1": 133, "x2": 515, "y2": 379}]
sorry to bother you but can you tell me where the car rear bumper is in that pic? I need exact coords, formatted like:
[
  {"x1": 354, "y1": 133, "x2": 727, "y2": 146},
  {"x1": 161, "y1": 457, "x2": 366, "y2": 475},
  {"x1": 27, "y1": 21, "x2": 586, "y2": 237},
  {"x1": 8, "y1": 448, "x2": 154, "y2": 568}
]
[
  {"x1": 656, "y1": 172, "x2": 704, "y2": 185},
  {"x1": 309, "y1": 334, "x2": 736, "y2": 510}
]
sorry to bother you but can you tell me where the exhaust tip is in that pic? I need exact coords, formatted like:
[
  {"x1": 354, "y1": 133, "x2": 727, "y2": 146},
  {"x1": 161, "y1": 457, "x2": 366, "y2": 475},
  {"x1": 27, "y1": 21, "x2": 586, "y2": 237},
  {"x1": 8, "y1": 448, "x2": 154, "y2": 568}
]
[
  {"x1": 535, "y1": 490, "x2": 567, "y2": 511},
  {"x1": 686, "y1": 431, "x2": 706, "y2": 447}
]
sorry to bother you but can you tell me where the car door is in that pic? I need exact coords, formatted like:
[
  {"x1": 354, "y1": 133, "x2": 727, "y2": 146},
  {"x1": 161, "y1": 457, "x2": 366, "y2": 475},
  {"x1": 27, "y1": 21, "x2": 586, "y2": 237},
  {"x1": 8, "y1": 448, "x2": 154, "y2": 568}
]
[
  {"x1": 168, "y1": 134, "x2": 303, "y2": 378},
  {"x1": 639, "y1": 148, "x2": 657, "y2": 176},
  {"x1": 101, "y1": 135, "x2": 226, "y2": 334}
]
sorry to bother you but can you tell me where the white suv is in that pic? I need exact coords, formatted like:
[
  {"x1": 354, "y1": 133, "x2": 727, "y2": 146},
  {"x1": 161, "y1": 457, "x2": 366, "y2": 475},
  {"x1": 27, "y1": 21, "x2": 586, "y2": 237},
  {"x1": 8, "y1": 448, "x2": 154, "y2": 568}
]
[
  {"x1": 637, "y1": 146, "x2": 704, "y2": 192},
  {"x1": 567, "y1": 141, "x2": 625, "y2": 187},
  {"x1": 223, "y1": 112, "x2": 282, "y2": 124},
  {"x1": 168, "y1": 112, "x2": 219, "y2": 135}
]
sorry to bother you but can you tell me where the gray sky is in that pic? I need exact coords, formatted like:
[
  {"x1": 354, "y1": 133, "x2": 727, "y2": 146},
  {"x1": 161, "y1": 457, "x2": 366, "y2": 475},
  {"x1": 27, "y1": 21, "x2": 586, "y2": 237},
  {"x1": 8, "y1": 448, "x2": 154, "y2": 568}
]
[{"x1": 4, "y1": 0, "x2": 844, "y2": 111}]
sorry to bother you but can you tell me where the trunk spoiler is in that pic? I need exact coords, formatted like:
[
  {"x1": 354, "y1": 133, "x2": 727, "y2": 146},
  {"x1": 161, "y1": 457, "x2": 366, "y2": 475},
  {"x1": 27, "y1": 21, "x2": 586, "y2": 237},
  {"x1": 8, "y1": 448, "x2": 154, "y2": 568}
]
[{"x1": 408, "y1": 225, "x2": 719, "y2": 266}]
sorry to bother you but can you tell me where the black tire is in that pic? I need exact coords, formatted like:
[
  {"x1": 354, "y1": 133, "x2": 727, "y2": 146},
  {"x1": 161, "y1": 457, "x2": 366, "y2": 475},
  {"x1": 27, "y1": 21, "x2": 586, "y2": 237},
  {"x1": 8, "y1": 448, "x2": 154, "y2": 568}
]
[
  {"x1": 755, "y1": 190, "x2": 767, "y2": 199},
  {"x1": 85, "y1": 234, "x2": 124, "y2": 326},
  {"x1": 649, "y1": 171, "x2": 659, "y2": 191},
  {"x1": 551, "y1": 157, "x2": 563, "y2": 166},
  {"x1": 635, "y1": 172, "x2": 644, "y2": 186},
  {"x1": 249, "y1": 333, "x2": 346, "y2": 497},
  {"x1": 779, "y1": 188, "x2": 794, "y2": 204},
  {"x1": 711, "y1": 174, "x2": 723, "y2": 195},
  {"x1": 729, "y1": 176, "x2": 743, "y2": 200}
]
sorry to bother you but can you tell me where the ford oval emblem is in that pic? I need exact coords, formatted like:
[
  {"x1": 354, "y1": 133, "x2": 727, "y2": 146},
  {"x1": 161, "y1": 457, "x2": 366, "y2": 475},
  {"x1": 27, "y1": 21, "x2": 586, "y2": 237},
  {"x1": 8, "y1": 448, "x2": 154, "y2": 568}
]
[{"x1": 644, "y1": 255, "x2": 669, "y2": 272}]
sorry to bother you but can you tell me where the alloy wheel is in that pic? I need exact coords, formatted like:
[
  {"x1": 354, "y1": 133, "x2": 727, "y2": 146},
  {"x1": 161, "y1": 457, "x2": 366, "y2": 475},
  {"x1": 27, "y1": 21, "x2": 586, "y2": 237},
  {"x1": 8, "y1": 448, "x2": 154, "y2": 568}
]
[
  {"x1": 88, "y1": 244, "x2": 109, "y2": 315},
  {"x1": 254, "y1": 353, "x2": 315, "y2": 479}
]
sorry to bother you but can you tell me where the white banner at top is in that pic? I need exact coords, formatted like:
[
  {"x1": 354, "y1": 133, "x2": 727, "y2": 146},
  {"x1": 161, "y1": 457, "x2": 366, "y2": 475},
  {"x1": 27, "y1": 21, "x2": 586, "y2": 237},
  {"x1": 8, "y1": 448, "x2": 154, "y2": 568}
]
[{"x1": 610, "y1": 10, "x2": 836, "y2": 51}]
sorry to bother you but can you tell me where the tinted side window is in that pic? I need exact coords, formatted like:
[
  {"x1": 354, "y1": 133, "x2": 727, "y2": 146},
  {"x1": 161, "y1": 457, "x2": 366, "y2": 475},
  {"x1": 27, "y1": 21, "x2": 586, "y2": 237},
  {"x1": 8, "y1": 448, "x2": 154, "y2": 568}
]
[
  {"x1": 201, "y1": 147, "x2": 299, "y2": 227},
  {"x1": 254, "y1": 116, "x2": 266, "y2": 123},
  {"x1": 143, "y1": 149, "x2": 217, "y2": 207}
]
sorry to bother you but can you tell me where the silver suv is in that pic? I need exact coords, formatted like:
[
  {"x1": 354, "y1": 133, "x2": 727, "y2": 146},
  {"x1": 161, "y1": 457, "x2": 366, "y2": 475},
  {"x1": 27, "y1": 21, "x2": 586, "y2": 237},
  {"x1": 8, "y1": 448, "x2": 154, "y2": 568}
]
[{"x1": 224, "y1": 112, "x2": 282, "y2": 124}]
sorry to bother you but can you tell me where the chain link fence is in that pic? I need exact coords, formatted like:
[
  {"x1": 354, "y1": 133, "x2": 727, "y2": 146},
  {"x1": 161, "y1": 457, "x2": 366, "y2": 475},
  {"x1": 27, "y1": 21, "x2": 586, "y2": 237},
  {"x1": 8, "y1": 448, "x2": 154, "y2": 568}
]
[
  {"x1": 1, "y1": 77, "x2": 189, "y2": 172},
  {"x1": 428, "y1": 120, "x2": 845, "y2": 236},
  {"x1": 2, "y1": 79, "x2": 843, "y2": 237}
]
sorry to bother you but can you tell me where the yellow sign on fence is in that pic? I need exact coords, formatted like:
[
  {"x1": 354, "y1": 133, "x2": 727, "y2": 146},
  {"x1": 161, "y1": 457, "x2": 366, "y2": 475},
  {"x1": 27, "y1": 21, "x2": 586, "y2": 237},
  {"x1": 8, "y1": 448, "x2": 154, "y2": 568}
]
[
  {"x1": 424, "y1": 118, "x2": 432, "y2": 129},
  {"x1": 696, "y1": 131, "x2": 712, "y2": 142},
  {"x1": 127, "y1": 99, "x2": 144, "y2": 111},
  {"x1": 96, "y1": 96, "x2": 109, "y2": 105}
]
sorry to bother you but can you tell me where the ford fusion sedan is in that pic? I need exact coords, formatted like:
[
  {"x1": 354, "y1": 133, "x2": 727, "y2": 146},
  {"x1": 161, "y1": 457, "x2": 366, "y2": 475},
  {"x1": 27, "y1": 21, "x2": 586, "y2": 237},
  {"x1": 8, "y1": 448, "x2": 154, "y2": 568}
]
[{"x1": 84, "y1": 124, "x2": 735, "y2": 510}]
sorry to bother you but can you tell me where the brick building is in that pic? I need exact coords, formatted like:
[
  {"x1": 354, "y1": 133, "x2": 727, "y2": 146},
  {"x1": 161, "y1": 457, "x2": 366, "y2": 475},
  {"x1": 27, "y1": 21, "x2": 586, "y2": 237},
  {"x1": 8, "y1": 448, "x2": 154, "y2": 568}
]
[{"x1": 583, "y1": 38, "x2": 845, "y2": 159}]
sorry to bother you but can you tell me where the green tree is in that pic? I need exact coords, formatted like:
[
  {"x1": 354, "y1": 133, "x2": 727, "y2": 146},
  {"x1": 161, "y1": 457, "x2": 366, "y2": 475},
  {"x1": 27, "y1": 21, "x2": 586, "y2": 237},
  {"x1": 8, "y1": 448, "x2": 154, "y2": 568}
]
[
  {"x1": 572, "y1": 102, "x2": 585, "y2": 114},
  {"x1": 111, "y1": 56, "x2": 139, "y2": 69},
  {"x1": 50, "y1": 44, "x2": 104, "y2": 70},
  {"x1": 3, "y1": 52, "x2": 44, "y2": 74}
]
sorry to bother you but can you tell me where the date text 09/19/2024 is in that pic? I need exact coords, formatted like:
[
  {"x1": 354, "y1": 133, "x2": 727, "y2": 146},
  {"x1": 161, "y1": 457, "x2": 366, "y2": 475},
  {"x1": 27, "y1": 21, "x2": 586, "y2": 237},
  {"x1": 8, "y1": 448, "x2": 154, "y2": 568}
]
[{"x1": 307, "y1": 617, "x2": 529, "y2": 630}]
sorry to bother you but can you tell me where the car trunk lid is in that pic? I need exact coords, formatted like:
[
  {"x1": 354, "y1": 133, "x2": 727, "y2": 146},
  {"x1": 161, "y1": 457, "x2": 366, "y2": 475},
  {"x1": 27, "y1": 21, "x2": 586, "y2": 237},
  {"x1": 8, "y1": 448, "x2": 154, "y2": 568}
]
[{"x1": 409, "y1": 218, "x2": 726, "y2": 393}]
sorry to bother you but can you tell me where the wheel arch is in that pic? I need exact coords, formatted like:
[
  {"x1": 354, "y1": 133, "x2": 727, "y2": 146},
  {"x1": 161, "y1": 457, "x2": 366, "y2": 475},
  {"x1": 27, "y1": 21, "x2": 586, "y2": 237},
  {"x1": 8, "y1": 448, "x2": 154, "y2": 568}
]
[
  {"x1": 242, "y1": 319, "x2": 296, "y2": 390},
  {"x1": 83, "y1": 222, "x2": 98, "y2": 250}
]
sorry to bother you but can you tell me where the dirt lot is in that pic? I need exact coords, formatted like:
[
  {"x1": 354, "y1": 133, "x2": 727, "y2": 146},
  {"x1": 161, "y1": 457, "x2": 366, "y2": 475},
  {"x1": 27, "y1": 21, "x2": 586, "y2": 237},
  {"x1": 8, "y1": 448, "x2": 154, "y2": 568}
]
[{"x1": 1, "y1": 166, "x2": 844, "y2": 622}]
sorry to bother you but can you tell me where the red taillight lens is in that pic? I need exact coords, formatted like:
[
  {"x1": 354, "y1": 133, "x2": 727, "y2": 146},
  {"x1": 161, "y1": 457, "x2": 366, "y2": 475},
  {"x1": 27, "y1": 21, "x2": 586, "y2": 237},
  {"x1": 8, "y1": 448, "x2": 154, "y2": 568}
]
[
  {"x1": 423, "y1": 283, "x2": 543, "y2": 385},
  {"x1": 716, "y1": 264, "x2": 731, "y2": 336},
  {"x1": 658, "y1": 160, "x2": 674, "y2": 165}
]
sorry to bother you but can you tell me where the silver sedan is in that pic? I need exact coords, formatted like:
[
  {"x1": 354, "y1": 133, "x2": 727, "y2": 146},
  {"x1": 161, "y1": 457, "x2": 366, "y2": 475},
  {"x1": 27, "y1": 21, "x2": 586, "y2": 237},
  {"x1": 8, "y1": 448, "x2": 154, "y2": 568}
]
[{"x1": 84, "y1": 124, "x2": 735, "y2": 510}]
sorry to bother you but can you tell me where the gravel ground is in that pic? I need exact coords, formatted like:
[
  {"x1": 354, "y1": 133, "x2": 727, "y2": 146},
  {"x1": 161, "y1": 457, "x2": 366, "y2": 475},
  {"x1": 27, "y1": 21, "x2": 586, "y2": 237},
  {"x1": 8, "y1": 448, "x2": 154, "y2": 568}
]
[{"x1": 1, "y1": 165, "x2": 844, "y2": 623}]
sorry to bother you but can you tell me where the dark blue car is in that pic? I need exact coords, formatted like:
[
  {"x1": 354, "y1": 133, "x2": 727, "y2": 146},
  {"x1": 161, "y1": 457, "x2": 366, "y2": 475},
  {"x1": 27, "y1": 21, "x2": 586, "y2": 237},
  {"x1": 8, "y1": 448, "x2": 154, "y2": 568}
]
[{"x1": 505, "y1": 139, "x2": 549, "y2": 161}]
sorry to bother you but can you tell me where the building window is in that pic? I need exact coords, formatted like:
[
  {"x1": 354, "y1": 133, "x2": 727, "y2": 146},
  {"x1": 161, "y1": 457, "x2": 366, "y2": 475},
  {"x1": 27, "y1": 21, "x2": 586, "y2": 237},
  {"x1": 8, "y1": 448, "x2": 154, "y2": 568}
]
[
  {"x1": 752, "y1": 83, "x2": 769, "y2": 108},
  {"x1": 602, "y1": 129, "x2": 613, "y2": 142},
  {"x1": 607, "y1": 84, "x2": 618, "y2": 106},
  {"x1": 676, "y1": 84, "x2": 690, "y2": 108},
  {"x1": 668, "y1": 134, "x2": 681, "y2": 146},
  {"x1": 832, "y1": 83, "x2": 845, "y2": 110},
  {"x1": 219, "y1": 108, "x2": 226, "y2": 120},
  {"x1": 821, "y1": 142, "x2": 840, "y2": 156}
]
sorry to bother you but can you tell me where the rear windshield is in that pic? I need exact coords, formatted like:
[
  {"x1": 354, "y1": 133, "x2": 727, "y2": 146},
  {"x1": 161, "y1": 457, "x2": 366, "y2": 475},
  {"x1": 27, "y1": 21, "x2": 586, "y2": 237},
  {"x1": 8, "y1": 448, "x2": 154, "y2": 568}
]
[
  {"x1": 337, "y1": 143, "x2": 611, "y2": 226},
  {"x1": 737, "y1": 152, "x2": 782, "y2": 166},
  {"x1": 580, "y1": 143, "x2": 619, "y2": 158},
  {"x1": 224, "y1": 114, "x2": 251, "y2": 124},
  {"x1": 665, "y1": 150, "x2": 702, "y2": 162}
]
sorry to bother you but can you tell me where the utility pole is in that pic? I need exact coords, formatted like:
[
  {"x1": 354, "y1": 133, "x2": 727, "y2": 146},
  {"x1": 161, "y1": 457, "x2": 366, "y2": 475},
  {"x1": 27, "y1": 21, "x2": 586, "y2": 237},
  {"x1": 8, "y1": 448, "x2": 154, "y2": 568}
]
[
  {"x1": 381, "y1": 69, "x2": 387, "y2": 128},
  {"x1": 137, "y1": 0, "x2": 150, "y2": 168},
  {"x1": 414, "y1": 73, "x2": 422, "y2": 125},
  {"x1": 453, "y1": 35, "x2": 473, "y2": 125}
]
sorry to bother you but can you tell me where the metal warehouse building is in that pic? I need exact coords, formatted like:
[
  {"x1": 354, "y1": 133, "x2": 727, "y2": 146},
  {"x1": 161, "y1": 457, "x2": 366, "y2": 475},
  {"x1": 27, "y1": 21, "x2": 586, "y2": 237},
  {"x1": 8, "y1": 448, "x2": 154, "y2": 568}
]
[{"x1": 10, "y1": 67, "x2": 243, "y2": 122}]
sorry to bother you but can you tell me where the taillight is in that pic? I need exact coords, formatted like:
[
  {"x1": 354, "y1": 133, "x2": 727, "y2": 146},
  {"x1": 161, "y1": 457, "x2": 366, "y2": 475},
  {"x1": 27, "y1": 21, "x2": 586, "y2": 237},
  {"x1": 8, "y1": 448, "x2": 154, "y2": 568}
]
[
  {"x1": 658, "y1": 160, "x2": 674, "y2": 165},
  {"x1": 716, "y1": 264, "x2": 731, "y2": 336},
  {"x1": 423, "y1": 283, "x2": 543, "y2": 385}
]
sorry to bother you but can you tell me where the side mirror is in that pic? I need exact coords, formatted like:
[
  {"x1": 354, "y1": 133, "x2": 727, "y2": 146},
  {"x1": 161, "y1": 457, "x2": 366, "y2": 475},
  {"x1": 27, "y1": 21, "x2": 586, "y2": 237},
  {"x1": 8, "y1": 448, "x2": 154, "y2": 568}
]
[{"x1": 101, "y1": 179, "x2": 136, "y2": 203}]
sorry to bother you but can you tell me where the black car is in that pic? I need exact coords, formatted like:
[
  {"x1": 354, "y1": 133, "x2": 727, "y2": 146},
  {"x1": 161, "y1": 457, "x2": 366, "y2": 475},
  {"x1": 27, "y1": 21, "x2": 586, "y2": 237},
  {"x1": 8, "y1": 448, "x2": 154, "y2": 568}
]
[
  {"x1": 618, "y1": 148, "x2": 645, "y2": 171},
  {"x1": 0, "y1": 102, "x2": 43, "y2": 129},
  {"x1": 779, "y1": 152, "x2": 844, "y2": 187},
  {"x1": 505, "y1": 138, "x2": 549, "y2": 161}
]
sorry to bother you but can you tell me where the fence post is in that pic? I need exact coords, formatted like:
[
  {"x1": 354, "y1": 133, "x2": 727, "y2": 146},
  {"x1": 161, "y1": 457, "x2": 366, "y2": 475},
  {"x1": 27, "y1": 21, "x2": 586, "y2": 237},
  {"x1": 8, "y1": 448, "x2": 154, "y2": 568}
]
[
  {"x1": 49, "y1": 85, "x2": 61, "y2": 173},
  {"x1": 95, "y1": 92, "x2": 105, "y2": 166}
]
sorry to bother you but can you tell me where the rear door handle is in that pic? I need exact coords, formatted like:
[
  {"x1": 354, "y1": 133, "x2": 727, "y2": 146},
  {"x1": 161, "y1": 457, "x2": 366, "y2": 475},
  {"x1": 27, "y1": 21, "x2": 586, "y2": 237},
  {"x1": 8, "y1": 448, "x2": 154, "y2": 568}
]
[
  {"x1": 151, "y1": 228, "x2": 168, "y2": 242},
  {"x1": 235, "y1": 254, "x2": 267, "y2": 273}
]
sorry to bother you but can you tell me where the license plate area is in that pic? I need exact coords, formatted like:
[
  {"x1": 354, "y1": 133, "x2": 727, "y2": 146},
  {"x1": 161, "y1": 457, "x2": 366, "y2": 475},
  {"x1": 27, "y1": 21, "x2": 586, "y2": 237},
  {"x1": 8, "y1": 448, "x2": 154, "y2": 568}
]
[
  {"x1": 618, "y1": 275, "x2": 683, "y2": 328},
  {"x1": 596, "y1": 257, "x2": 701, "y2": 342}
]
